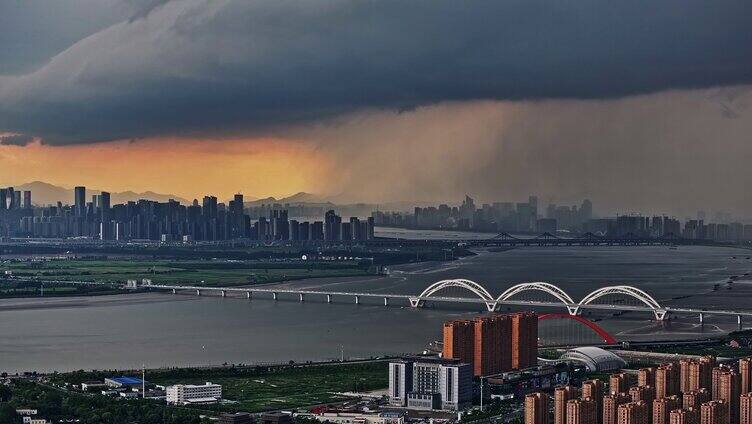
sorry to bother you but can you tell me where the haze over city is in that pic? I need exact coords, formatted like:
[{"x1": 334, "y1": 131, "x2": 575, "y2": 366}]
[{"x1": 1, "y1": 1, "x2": 752, "y2": 216}]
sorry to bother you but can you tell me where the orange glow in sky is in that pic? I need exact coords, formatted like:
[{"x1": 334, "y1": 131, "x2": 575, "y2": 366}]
[{"x1": 0, "y1": 137, "x2": 331, "y2": 201}]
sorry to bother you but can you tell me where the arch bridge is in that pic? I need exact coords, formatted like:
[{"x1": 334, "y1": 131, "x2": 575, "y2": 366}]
[
  {"x1": 28, "y1": 276, "x2": 751, "y2": 324},
  {"x1": 411, "y1": 279, "x2": 676, "y2": 321}
]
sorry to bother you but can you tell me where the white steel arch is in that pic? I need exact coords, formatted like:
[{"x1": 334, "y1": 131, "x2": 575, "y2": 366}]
[
  {"x1": 411, "y1": 279, "x2": 497, "y2": 311},
  {"x1": 576, "y1": 285, "x2": 667, "y2": 320},
  {"x1": 496, "y1": 282, "x2": 578, "y2": 314}
]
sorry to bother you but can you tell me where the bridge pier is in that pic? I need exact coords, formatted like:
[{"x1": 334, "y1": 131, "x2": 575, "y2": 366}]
[
  {"x1": 699, "y1": 312, "x2": 704, "y2": 324},
  {"x1": 221, "y1": 290, "x2": 226, "y2": 297},
  {"x1": 246, "y1": 291, "x2": 251, "y2": 299},
  {"x1": 299, "y1": 293, "x2": 304, "y2": 302},
  {"x1": 355, "y1": 296, "x2": 360, "y2": 305},
  {"x1": 654, "y1": 310, "x2": 668, "y2": 321},
  {"x1": 172, "y1": 288, "x2": 176, "y2": 294},
  {"x1": 272, "y1": 292, "x2": 277, "y2": 301},
  {"x1": 196, "y1": 289, "x2": 200, "y2": 296},
  {"x1": 384, "y1": 297, "x2": 389, "y2": 306},
  {"x1": 327, "y1": 294, "x2": 332, "y2": 303},
  {"x1": 738, "y1": 315, "x2": 742, "y2": 330}
]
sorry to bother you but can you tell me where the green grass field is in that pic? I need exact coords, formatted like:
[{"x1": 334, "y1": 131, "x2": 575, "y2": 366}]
[
  {"x1": 0, "y1": 259, "x2": 371, "y2": 288},
  {"x1": 153, "y1": 364, "x2": 387, "y2": 411},
  {"x1": 56, "y1": 362, "x2": 389, "y2": 413}
]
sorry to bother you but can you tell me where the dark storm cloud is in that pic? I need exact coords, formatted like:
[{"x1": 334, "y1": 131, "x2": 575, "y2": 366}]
[
  {"x1": 0, "y1": 0, "x2": 751, "y2": 144},
  {"x1": 0, "y1": 134, "x2": 34, "y2": 146}
]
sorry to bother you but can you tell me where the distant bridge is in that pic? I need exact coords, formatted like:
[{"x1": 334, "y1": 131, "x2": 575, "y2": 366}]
[
  {"x1": 134, "y1": 278, "x2": 752, "y2": 324},
  {"x1": 363, "y1": 232, "x2": 681, "y2": 247}
]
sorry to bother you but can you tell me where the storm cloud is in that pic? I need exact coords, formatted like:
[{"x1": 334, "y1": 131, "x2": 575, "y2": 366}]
[
  {"x1": 1, "y1": 0, "x2": 751, "y2": 144},
  {"x1": 0, "y1": 134, "x2": 34, "y2": 146}
]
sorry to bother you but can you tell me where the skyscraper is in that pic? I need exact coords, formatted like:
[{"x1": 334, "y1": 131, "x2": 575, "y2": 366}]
[
  {"x1": 657, "y1": 363, "x2": 680, "y2": 399},
  {"x1": 566, "y1": 398, "x2": 597, "y2": 424},
  {"x1": 671, "y1": 408, "x2": 700, "y2": 424},
  {"x1": 473, "y1": 314, "x2": 511, "y2": 376},
  {"x1": 717, "y1": 370, "x2": 740, "y2": 424},
  {"x1": 739, "y1": 358, "x2": 752, "y2": 395},
  {"x1": 700, "y1": 400, "x2": 728, "y2": 424},
  {"x1": 603, "y1": 393, "x2": 632, "y2": 424},
  {"x1": 324, "y1": 209, "x2": 341, "y2": 241},
  {"x1": 740, "y1": 393, "x2": 752, "y2": 424},
  {"x1": 684, "y1": 389, "x2": 711, "y2": 411},
  {"x1": 526, "y1": 392, "x2": 550, "y2": 424},
  {"x1": 75, "y1": 186, "x2": 86, "y2": 217},
  {"x1": 629, "y1": 386, "x2": 655, "y2": 418},
  {"x1": 639, "y1": 368, "x2": 656, "y2": 388},
  {"x1": 682, "y1": 357, "x2": 715, "y2": 393},
  {"x1": 511, "y1": 312, "x2": 538, "y2": 369},
  {"x1": 610, "y1": 373, "x2": 630, "y2": 395},
  {"x1": 555, "y1": 386, "x2": 579, "y2": 424},
  {"x1": 617, "y1": 401, "x2": 649, "y2": 424},
  {"x1": 23, "y1": 190, "x2": 31, "y2": 208},
  {"x1": 582, "y1": 380, "x2": 604, "y2": 424},
  {"x1": 443, "y1": 320, "x2": 474, "y2": 368},
  {"x1": 653, "y1": 395, "x2": 682, "y2": 424}
]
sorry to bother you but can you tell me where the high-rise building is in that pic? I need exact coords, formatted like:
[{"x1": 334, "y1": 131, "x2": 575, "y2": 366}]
[
  {"x1": 582, "y1": 380, "x2": 604, "y2": 424},
  {"x1": 443, "y1": 320, "x2": 474, "y2": 368},
  {"x1": 75, "y1": 186, "x2": 86, "y2": 217},
  {"x1": 388, "y1": 359, "x2": 413, "y2": 406},
  {"x1": 671, "y1": 409, "x2": 700, "y2": 424},
  {"x1": 717, "y1": 369, "x2": 740, "y2": 424},
  {"x1": 629, "y1": 386, "x2": 655, "y2": 418},
  {"x1": 473, "y1": 314, "x2": 511, "y2": 376},
  {"x1": 617, "y1": 401, "x2": 648, "y2": 424},
  {"x1": 739, "y1": 358, "x2": 752, "y2": 395},
  {"x1": 653, "y1": 395, "x2": 682, "y2": 424},
  {"x1": 740, "y1": 393, "x2": 752, "y2": 424},
  {"x1": 639, "y1": 368, "x2": 656, "y2": 388},
  {"x1": 682, "y1": 357, "x2": 715, "y2": 393},
  {"x1": 713, "y1": 367, "x2": 730, "y2": 401},
  {"x1": 604, "y1": 393, "x2": 632, "y2": 424},
  {"x1": 621, "y1": 401, "x2": 649, "y2": 424},
  {"x1": 684, "y1": 390, "x2": 712, "y2": 411},
  {"x1": 555, "y1": 386, "x2": 579, "y2": 424},
  {"x1": 400, "y1": 358, "x2": 473, "y2": 411},
  {"x1": 22, "y1": 190, "x2": 31, "y2": 208},
  {"x1": 566, "y1": 398, "x2": 597, "y2": 424},
  {"x1": 511, "y1": 312, "x2": 538, "y2": 369},
  {"x1": 610, "y1": 373, "x2": 630, "y2": 395},
  {"x1": 324, "y1": 210, "x2": 342, "y2": 241},
  {"x1": 657, "y1": 363, "x2": 680, "y2": 399},
  {"x1": 526, "y1": 392, "x2": 550, "y2": 424},
  {"x1": 700, "y1": 400, "x2": 728, "y2": 424}
]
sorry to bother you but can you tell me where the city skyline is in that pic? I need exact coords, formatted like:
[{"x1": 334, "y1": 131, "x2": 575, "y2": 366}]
[{"x1": 1, "y1": 2, "x2": 752, "y2": 216}]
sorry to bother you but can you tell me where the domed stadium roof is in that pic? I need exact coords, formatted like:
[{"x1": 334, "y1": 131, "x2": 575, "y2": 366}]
[{"x1": 560, "y1": 347, "x2": 626, "y2": 372}]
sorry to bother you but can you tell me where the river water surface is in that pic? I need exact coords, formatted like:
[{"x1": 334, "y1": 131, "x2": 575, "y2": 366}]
[{"x1": 2, "y1": 245, "x2": 751, "y2": 372}]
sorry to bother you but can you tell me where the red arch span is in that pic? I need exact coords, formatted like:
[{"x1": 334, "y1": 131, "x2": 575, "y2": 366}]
[{"x1": 538, "y1": 313, "x2": 618, "y2": 345}]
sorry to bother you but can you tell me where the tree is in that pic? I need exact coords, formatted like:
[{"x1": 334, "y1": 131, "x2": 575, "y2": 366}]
[
  {"x1": 0, "y1": 385, "x2": 12, "y2": 402},
  {"x1": 0, "y1": 403, "x2": 21, "y2": 424}
]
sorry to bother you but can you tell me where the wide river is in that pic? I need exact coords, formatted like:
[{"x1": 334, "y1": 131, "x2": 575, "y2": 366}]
[{"x1": 2, "y1": 243, "x2": 752, "y2": 373}]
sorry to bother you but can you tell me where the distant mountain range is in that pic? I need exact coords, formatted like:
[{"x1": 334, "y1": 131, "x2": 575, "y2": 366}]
[
  {"x1": 9, "y1": 181, "x2": 191, "y2": 206},
  {"x1": 6, "y1": 181, "x2": 422, "y2": 212}
]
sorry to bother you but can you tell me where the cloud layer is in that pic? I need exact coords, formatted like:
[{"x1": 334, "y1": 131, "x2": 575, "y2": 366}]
[
  {"x1": 303, "y1": 85, "x2": 752, "y2": 216},
  {"x1": 1, "y1": 0, "x2": 751, "y2": 144}
]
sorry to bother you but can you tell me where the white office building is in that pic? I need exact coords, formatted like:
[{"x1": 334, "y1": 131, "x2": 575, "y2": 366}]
[
  {"x1": 389, "y1": 360, "x2": 413, "y2": 406},
  {"x1": 388, "y1": 357, "x2": 472, "y2": 411},
  {"x1": 166, "y1": 382, "x2": 222, "y2": 405}
]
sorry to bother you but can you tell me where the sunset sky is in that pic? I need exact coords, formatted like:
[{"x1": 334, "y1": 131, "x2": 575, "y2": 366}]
[{"x1": 1, "y1": 1, "x2": 751, "y2": 215}]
